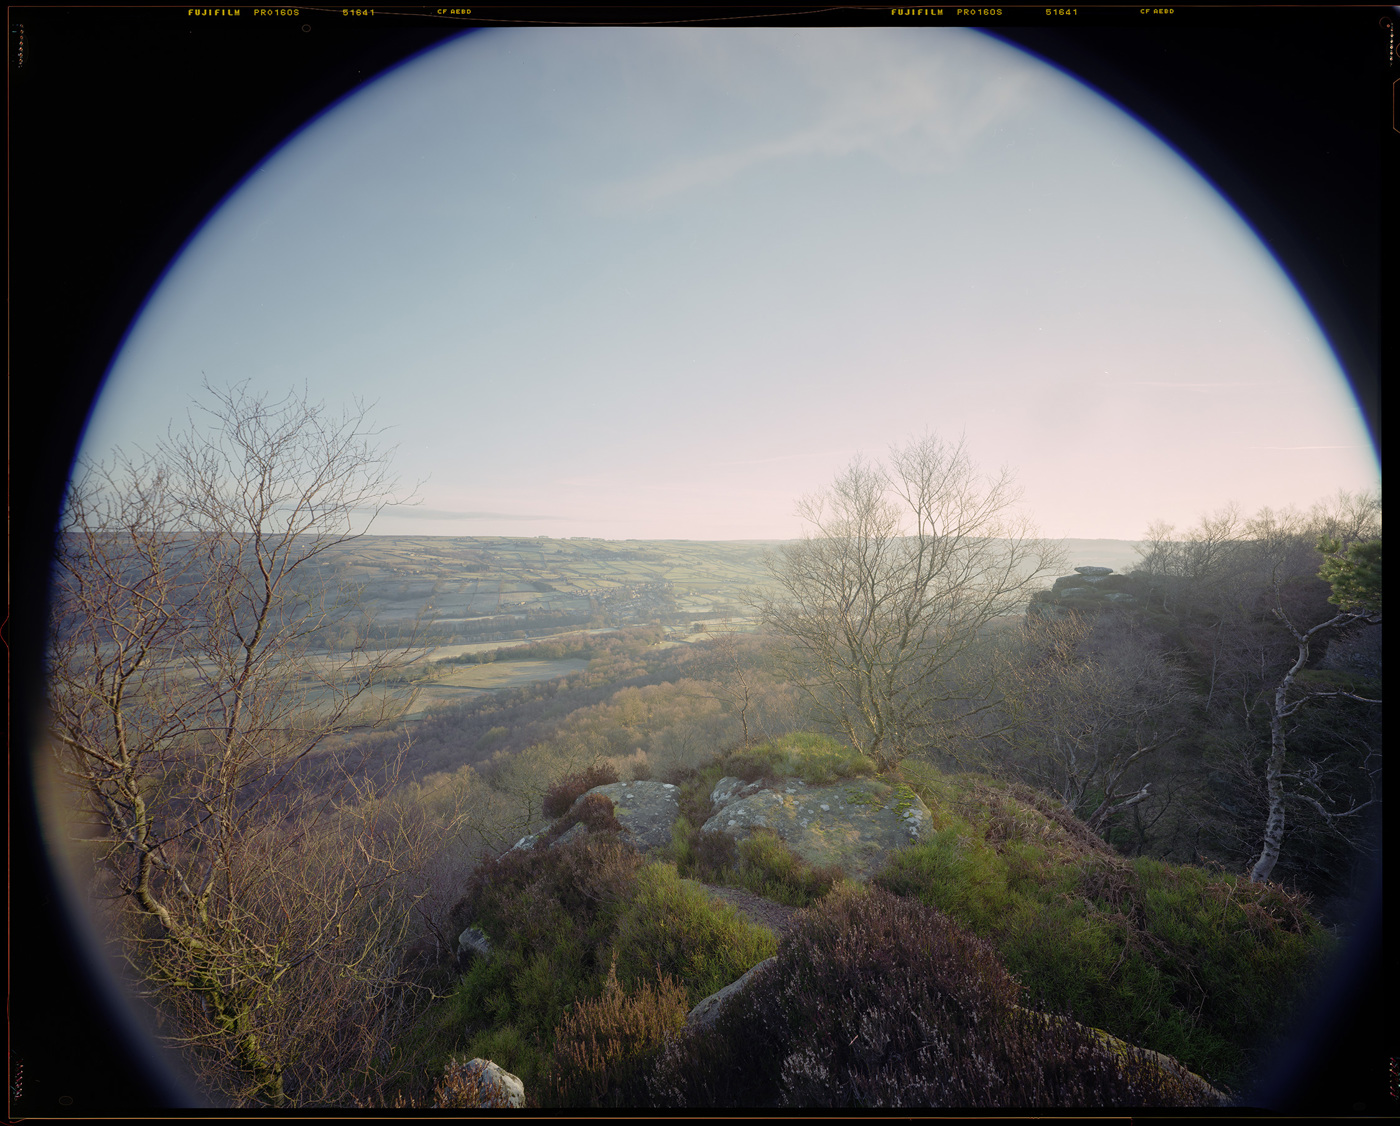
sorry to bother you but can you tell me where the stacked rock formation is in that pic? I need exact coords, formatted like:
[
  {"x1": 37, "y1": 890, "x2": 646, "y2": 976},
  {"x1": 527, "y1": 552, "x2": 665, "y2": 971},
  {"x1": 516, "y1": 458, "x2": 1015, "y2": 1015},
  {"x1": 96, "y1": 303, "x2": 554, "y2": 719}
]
[{"x1": 1028, "y1": 565, "x2": 1136, "y2": 620}]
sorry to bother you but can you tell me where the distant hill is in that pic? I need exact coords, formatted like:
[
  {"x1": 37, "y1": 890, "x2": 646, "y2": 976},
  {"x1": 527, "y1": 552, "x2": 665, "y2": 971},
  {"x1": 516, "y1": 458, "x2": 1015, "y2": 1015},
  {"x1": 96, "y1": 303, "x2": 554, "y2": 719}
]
[{"x1": 1057, "y1": 539, "x2": 1144, "y2": 575}]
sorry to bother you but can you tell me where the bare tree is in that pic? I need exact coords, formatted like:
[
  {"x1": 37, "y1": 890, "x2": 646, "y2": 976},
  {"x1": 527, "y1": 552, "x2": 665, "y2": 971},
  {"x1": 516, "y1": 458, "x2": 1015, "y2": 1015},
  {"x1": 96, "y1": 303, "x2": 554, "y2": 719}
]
[
  {"x1": 759, "y1": 435, "x2": 1064, "y2": 771},
  {"x1": 690, "y1": 623, "x2": 798, "y2": 750},
  {"x1": 1243, "y1": 505, "x2": 1381, "y2": 883},
  {"x1": 1134, "y1": 504, "x2": 1251, "y2": 623},
  {"x1": 992, "y1": 614, "x2": 1189, "y2": 835},
  {"x1": 44, "y1": 383, "x2": 436, "y2": 1105},
  {"x1": 699, "y1": 625, "x2": 760, "y2": 747}
]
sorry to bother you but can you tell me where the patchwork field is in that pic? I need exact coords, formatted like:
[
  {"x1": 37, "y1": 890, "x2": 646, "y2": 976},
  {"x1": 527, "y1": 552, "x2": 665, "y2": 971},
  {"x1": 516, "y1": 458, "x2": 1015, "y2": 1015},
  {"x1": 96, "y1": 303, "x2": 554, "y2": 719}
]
[
  {"x1": 313, "y1": 536, "x2": 784, "y2": 647},
  {"x1": 401, "y1": 658, "x2": 591, "y2": 719},
  {"x1": 322, "y1": 536, "x2": 1139, "y2": 642},
  {"x1": 296, "y1": 535, "x2": 1142, "y2": 707},
  {"x1": 81, "y1": 535, "x2": 1145, "y2": 724}
]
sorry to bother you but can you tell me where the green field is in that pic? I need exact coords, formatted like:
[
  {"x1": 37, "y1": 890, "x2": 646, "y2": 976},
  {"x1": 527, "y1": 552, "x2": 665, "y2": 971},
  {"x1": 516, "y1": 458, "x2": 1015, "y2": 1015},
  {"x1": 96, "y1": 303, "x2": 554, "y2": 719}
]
[
  {"x1": 124, "y1": 533, "x2": 1145, "y2": 726},
  {"x1": 402, "y1": 659, "x2": 591, "y2": 718}
]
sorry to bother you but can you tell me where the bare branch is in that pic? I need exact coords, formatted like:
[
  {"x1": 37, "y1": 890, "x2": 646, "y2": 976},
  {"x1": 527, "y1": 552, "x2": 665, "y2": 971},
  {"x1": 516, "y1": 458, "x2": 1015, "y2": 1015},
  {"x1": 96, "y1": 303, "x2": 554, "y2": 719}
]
[{"x1": 45, "y1": 384, "x2": 435, "y2": 1106}]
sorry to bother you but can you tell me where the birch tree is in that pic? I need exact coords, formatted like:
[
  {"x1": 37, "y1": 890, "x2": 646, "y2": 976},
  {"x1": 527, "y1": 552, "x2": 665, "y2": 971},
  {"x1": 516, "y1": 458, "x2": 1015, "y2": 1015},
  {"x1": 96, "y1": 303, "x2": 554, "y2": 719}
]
[{"x1": 1247, "y1": 515, "x2": 1381, "y2": 883}]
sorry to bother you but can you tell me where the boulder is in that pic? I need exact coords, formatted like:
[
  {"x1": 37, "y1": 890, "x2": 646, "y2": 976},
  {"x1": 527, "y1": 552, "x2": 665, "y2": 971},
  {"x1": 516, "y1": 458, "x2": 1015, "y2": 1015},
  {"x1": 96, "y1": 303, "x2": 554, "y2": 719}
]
[
  {"x1": 1058, "y1": 590, "x2": 1102, "y2": 604},
  {"x1": 699, "y1": 776, "x2": 933, "y2": 881},
  {"x1": 440, "y1": 1057, "x2": 526, "y2": 1108},
  {"x1": 510, "y1": 780, "x2": 680, "y2": 856},
  {"x1": 509, "y1": 828, "x2": 548, "y2": 852},
  {"x1": 687, "y1": 956, "x2": 776, "y2": 1030},
  {"x1": 1074, "y1": 565, "x2": 1115, "y2": 576},
  {"x1": 711, "y1": 776, "x2": 766, "y2": 808},
  {"x1": 575, "y1": 780, "x2": 681, "y2": 853},
  {"x1": 457, "y1": 926, "x2": 492, "y2": 967},
  {"x1": 553, "y1": 821, "x2": 588, "y2": 848}
]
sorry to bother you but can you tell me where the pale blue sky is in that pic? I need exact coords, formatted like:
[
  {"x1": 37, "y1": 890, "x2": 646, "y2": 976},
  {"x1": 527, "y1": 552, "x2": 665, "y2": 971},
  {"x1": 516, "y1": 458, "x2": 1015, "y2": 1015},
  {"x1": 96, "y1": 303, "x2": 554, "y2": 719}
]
[{"x1": 84, "y1": 28, "x2": 1378, "y2": 541}]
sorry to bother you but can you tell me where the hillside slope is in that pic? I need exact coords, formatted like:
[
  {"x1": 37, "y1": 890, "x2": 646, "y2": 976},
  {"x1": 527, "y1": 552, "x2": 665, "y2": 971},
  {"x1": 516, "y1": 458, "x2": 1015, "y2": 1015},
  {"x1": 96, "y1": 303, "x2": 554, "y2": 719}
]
[{"x1": 404, "y1": 735, "x2": 1336, "y2": 1108}]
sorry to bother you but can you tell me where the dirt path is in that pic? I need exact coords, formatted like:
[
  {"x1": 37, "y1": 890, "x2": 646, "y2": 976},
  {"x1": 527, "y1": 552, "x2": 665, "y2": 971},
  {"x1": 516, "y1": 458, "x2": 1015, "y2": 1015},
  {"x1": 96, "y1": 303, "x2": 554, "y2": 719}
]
[{"x1": 692, "y1": 881, "x2": 801, "y2": 939}]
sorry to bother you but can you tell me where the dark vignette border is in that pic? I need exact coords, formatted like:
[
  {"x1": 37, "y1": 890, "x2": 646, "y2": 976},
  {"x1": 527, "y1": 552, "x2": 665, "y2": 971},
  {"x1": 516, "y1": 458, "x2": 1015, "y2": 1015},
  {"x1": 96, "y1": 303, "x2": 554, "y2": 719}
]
[{"x1": 8, "y1": 6, "x2": 1386, "y2": 1112}]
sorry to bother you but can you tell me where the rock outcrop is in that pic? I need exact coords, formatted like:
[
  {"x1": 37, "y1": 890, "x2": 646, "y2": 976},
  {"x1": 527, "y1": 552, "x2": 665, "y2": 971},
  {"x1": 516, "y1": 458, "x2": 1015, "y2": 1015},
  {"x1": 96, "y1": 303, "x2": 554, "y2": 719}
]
[
  {"x1": 457, "y1": 926, "x2": 492, "y2": 969},
  {"x1": 1016, "y1": 1008, "x2": 1231, "y2": 1106},
  {"x1": 699, "y1": 775, "x2": 933, "y2": 881},
  {"x1": 448, "y1": 738, "x2": 1259, "y2": 1108},
  {"x1": 581, "y1": 780, "x2": 681, "y2": 853},
  {"x1": 511, "y1": 780, "x2": 681, "y2": 855},
  {"x1": 1028, "y1": 565, "x2": 1136, "y2": 620}
]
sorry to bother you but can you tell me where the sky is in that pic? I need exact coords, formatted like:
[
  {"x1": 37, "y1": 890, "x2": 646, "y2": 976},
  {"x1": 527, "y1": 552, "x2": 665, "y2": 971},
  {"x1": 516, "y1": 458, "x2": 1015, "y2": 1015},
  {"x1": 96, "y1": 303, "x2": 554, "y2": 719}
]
[{"x1": 81, "y1": 28, "x2": 1379, "y2": 542}]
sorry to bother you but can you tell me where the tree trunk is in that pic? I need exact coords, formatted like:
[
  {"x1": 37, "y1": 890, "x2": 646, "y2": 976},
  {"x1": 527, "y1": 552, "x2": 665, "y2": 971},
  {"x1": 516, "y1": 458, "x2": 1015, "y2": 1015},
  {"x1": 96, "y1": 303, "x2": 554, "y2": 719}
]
[
  {"x1": 1248, "y1": 687, "x2": 1290, "y2": 883},
  {"x1": 1249, "y1": 624, "x2": 1312, "y2": 884}
]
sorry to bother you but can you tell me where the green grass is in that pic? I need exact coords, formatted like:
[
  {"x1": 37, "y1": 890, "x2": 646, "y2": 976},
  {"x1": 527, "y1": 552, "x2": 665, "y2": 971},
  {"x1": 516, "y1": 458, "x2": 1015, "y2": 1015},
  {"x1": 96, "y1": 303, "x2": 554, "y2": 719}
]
[
  {"x1": 723, "y1": 732, "x2": 877, "y2": 786},
  {"x1": 397, "y1": 837, "x2": 775, "y2": 1106},
  {"x1": 874, "y1": 767, "x2": 1338, "y2": 1093},
  {"x1": 731, "y1": 828, "x2": 847, "y2": 908},
  {"x1": 611, "y1": 862, "x2": 777, "y2": 1006}
]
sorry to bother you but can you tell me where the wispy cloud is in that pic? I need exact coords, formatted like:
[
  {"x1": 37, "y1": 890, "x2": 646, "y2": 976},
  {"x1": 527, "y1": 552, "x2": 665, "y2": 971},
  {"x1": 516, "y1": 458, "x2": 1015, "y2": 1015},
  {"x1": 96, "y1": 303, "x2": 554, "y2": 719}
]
[{"x1": 599, "y1": 38, "x2": 1037, "y2": 208}]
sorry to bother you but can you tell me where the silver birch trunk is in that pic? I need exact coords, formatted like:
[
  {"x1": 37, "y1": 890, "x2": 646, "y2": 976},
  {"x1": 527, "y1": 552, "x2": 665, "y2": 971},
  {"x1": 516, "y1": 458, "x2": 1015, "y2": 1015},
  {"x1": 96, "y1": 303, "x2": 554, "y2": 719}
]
[{"x1": 1249, "y1": 670, "x2": 1299, "y2": 883}]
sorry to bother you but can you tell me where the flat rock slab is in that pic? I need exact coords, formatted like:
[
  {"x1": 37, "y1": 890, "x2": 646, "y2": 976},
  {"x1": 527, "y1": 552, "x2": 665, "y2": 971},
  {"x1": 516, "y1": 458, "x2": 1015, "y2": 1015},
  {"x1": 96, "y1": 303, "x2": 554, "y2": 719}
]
[
  {"x1": 578, "y1": 780, "x2": 681, "y2": 853},
  {"x1": 700, "y1": 776, "x2": 932, "y2": 881}
]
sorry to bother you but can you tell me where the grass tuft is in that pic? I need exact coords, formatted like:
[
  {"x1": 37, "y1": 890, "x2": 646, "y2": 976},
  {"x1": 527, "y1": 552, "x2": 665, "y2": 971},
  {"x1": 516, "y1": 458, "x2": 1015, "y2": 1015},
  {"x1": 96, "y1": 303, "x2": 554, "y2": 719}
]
[
  {"x1": 547, "y1": 960, "x2": 689, "y2": 1107},
  {"x1": 725, "y1": 732, "x2": 877, "y2": 786}
]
